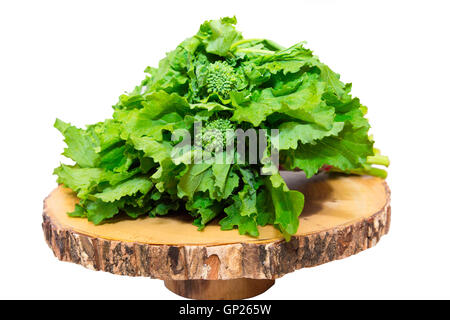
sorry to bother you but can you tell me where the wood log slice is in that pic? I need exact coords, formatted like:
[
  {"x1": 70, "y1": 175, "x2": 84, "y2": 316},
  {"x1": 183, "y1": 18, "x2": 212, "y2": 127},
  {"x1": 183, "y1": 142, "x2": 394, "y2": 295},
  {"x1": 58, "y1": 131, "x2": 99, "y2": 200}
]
[
  {"x1": 42, "y1": 171, "x2": 391, "y2": 299},
  {"x1": 164, "y1": 279, "x2": 275, "y2": 300}
]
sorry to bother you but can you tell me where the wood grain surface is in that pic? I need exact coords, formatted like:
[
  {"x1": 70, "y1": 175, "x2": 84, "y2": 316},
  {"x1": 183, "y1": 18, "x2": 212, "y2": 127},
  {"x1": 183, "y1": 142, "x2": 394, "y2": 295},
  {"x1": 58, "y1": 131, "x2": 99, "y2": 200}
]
[{"x1": 43, "y1": 171, "x2": 391, "y2": 280}]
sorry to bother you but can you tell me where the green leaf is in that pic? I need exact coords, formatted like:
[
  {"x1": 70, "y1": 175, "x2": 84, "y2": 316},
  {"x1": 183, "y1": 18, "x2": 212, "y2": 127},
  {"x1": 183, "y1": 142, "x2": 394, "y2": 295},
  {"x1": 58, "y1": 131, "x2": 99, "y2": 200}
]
[
  {"x1": 284, "y1": 125, "x2": 374, "y2": 177},
  {"x1": 130, "y1": 137, "x2": 172, "y2": 163},
  {"x1": 255, "y1": 189, "x2": 275, "y2": 226},
  {"x1": 55, "y1": 119, "x2": 100, "y2": 168},
  {"x1": 141, "y1": 91, "x2": 190, "y2": 119},
  {"x1": 188, "y1": 196, "x2": 220, "y2": 230},
  {"x1": 145, "y1": 49, "x2": 191, "y2": 94},
  {"x1": 118, "y1": 111, "x2": 184, "y2": 141},
  {"x1": 149, "y1": 201, "x2": 180, "y2": 217},
  {"x1": 320, "y1": 65, "x2": 345, "y2": 98},
  {"x1": 222, "y1": 170, "x2": 240, "y2": 198},
  {"x1": 177, "y1": 163, "x2": 212, "y2": 199},
  {"x1": 196, "y1": 168, "x2": 216, "y2": 196},
  {"x1": 231, "y1": 76, "x2": 334, "y2": 128},
  {"x1": 196, "y1": 17, "x2": 242, "y2": 56},
  {"x1": 238, "y1": 185, "x2": 257, "y2": 217},
  {"x1": 279, "y1": 121, "x2": 345, "y2": 149},
  {"x1": 94, "y1": 177, "x2": 153, "y2": 202},
  {"x1": 253, "y1": 42, "x2": 316, "y2": 65},
  {"x1": 90, "y1": 119, "x2": 123, "y2": 152},
  {"x1": 266, "y1": 173, "x2": 304, "y2": 239},
  {"x1": 54, "y1": 164, "x2": 137, "y2": 198},
  {"x1": 68, "y1": 204, "x2": 86, "y2": 218},
  {"x1": 220, "y1": 195, "x2": 259, "y2": 237},
  {"x1": 212, "y1": 163, "x2": 231, "y2": 194},
  {"x1": 115, "y1": 94, "x2": 191, "y2": 141},
  {"x1": 190, "y1": 102, "x2": 232, "y2": 112},
  {"x1": 98, "y1": 145, "x2": 130, "y2": 171},
  {"x1": 86, "y1": 200, "x2": 119, "y2": 225}
]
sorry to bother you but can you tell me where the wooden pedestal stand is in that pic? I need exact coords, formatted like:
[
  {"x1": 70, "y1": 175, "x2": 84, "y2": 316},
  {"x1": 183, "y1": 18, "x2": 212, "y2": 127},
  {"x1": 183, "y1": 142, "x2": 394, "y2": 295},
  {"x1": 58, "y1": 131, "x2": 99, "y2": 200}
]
[{"x1": 42, "y1": 172, "x2": 391, "y2": 300}]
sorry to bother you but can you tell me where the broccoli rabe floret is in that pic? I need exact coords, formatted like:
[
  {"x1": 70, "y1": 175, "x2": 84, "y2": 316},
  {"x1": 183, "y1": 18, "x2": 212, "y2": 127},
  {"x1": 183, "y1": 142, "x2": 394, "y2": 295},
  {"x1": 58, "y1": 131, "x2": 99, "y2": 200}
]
[
  {"x1": 197, "y1": 118, "x2": 235, "y2": 152},
  {"x1": 206, "y1": 61, "x2": 238, "y2": 99}
]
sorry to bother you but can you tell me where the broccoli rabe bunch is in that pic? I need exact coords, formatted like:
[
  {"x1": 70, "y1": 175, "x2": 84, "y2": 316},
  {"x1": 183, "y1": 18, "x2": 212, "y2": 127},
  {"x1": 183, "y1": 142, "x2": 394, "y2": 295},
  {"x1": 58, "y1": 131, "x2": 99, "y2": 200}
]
[{"x1": 54, "y1": 17, "x2": 389, "y2": 240}]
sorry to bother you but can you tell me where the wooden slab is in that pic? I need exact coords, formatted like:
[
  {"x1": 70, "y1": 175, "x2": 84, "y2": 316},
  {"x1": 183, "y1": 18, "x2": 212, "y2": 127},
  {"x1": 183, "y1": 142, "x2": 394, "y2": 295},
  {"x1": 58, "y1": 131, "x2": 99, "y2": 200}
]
[
  {"x1": 164, "y1": 278, "x2": 275, "y2": 300},
  {"x1": 43, "y1": 172, "x2": 391, "y2": 280}
]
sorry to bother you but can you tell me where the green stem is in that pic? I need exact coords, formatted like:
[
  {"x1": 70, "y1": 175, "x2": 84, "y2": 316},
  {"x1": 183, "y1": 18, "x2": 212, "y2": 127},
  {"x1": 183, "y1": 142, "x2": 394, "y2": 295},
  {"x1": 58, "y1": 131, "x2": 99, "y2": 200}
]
[
  {"x1": 357, "y1": 167, "x2": 388, "y2": 179},
  {"x1": 263, "y1": 39, "x2": 285, "y2": 51},
  {"x1": 366, "y1": 155, "x2": 390, "y2": 167},
  {"x1": 330, "y1": 167, "x2": 388, "y2": 179},
  {"x1": 230, "y1": 38, "x2": 264, "y2": 50},
  {"x1": 235, "y1": 48, "x2": 275, "y2": 55}
]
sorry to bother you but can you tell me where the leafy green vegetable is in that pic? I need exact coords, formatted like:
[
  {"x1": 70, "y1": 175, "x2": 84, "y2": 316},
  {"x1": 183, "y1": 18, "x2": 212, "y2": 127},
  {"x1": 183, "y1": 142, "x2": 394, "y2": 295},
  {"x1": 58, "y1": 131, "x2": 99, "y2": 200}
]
[
  {"x1": 86, "y1": 200, "x2": 120, "y2": 225},
  {"x1": 94, "y1": 177, "x2": 153, "y2": 202},
  {"x1": 54, "y1": 17, "x2": 388, "y2": 240}
]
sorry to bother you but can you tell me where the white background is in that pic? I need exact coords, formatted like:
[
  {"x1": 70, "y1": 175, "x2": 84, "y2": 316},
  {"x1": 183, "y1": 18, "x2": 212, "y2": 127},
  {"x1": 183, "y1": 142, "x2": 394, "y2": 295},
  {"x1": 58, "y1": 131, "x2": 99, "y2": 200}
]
[{"x1": 1, "y1": 0, "x2": 449, "y2": 299}]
